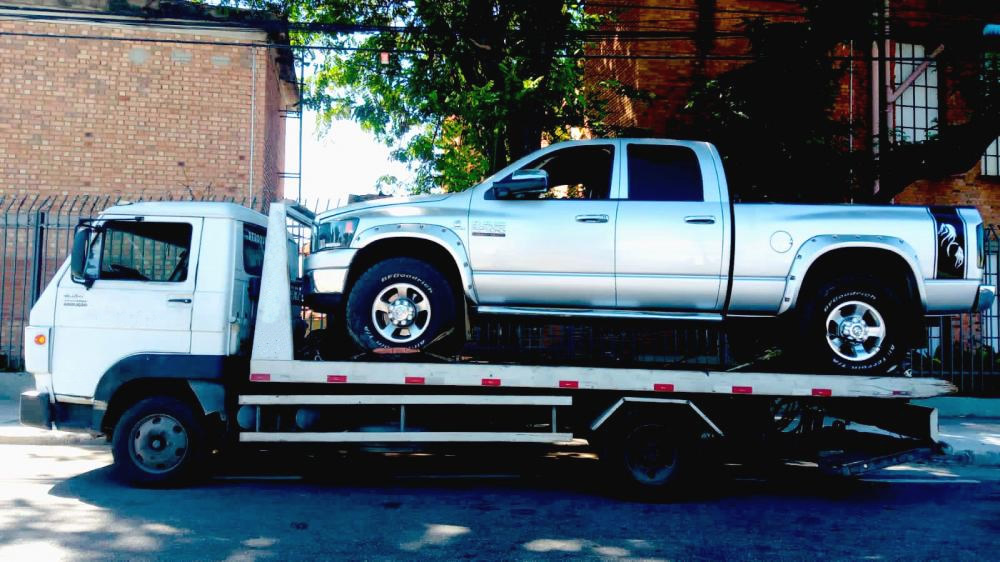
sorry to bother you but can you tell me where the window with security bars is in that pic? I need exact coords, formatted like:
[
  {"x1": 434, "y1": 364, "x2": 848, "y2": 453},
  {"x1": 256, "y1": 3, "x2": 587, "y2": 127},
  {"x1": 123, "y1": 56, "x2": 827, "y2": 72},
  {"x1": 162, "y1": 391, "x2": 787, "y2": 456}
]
[
  {"x1": 891, "y1": 43, "x2": 939, "y2": 144},
  {"x1": 982, "y1": 52, "x2": 1000, "y2": 176}
]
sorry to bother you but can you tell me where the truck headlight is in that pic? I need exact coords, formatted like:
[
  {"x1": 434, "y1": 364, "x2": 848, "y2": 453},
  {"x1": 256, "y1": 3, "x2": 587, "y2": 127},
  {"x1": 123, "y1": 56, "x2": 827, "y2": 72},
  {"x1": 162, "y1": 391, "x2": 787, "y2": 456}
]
[{"x1": 314, "y1": 218, "x2": 359, "y2": 250}]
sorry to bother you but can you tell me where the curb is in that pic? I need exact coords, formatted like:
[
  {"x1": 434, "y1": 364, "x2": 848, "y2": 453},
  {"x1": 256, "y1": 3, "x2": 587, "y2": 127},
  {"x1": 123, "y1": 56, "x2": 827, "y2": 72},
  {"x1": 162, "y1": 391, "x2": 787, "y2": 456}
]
[{"x1": 0, "y1": 426, "x2": 105, "y2": 447}]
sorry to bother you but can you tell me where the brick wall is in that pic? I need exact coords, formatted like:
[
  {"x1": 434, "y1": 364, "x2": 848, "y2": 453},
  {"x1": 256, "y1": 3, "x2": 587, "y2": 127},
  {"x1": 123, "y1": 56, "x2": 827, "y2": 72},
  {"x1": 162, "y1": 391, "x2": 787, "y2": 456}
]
[
  {"x1": 0, "y1": 11, "x2": 297, "y2": 367},
  {"x1": 588, "y1": 0, "x2": 1000, "y2": 225},
  {"x1": 0, "y1": 15, "x2": 295, "y2": 205}
]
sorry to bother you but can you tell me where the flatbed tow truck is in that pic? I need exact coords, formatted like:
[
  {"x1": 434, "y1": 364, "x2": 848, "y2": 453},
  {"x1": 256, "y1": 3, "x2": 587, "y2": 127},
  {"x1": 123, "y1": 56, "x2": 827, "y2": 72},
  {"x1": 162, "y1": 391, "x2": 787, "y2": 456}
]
[{"x1": 20, "y1": 201, "x2": 956, "y2": 494}]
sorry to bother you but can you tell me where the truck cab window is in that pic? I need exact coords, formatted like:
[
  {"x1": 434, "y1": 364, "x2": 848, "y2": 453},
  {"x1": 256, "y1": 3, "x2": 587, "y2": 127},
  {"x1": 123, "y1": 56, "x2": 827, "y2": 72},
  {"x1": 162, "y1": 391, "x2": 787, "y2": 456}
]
[
  {"x1": 627, "y1": 144, "x2": 703, "y2": 202},
  {"x1": 243, "y1": 224, "x2": 266, "y2": 276},
  {"x1": 100, "y1": 221, "x2": 192, "y2": 282},
  {"x1": 516, "y1": 145, "x2": 615, "y2": 200}
]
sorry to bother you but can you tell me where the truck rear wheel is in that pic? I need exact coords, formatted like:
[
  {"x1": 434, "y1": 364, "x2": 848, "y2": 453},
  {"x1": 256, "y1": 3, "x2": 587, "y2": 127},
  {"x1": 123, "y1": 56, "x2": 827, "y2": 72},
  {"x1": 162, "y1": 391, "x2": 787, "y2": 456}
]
[
  {"x1": 345, "y1": 257, "x2": 460, "y2": 353},
  {"x1": 598, "y1": 414, "x2": 693, "y2": 499},
  {"x1": 111, "y1": 396, "x2": 209, "y2": 487},
  {"x1": 799, "y1": 275, "x2": 905, "y2": 374}
]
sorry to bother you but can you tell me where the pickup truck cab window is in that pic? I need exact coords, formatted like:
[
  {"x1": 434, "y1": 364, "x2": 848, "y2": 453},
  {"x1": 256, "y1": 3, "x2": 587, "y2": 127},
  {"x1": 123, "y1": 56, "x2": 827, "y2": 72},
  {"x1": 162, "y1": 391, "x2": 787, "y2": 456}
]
[
  {"x1": 99, "y1": 221, "x2": 192, "y2": 282},
  {"x1": 626, "y1": 144, "x2": 703, "y2": 202},
  {"x1": 469, "y1": 142, "x2": 619, "y2": 308},
  {"x1": 510, "y1": 145, "x2": 615, "y2": 200}
]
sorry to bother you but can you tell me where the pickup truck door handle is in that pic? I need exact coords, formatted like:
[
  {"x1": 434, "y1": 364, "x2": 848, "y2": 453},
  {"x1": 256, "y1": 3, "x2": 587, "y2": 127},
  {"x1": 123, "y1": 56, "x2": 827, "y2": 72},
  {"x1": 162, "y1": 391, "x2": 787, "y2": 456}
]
[
  {"x1": 167, "y1": 298, "x2": 192, "y2": 304},
  {"x1": 575, "y1": 214, "x2": 609, "y2": 223},
  {"x1": 684, "y1": 215, "x2": 716, "y2": 225}
]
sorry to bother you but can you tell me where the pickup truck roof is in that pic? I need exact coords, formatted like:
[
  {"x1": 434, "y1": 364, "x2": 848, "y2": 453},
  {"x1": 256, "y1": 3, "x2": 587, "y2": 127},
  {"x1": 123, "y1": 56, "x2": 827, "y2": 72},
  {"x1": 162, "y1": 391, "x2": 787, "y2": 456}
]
[{"x1": 101, "y1": 201, "x2": 268, "y2": 227}]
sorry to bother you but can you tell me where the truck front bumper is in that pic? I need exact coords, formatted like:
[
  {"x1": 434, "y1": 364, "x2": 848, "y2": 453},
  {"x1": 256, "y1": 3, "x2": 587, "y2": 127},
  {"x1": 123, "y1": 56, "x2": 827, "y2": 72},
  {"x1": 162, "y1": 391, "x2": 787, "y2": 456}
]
[
  {"x1": 20, "y1": 391, "x2": 96, "y2": 433},
  {"x1": 19, "y1": 390, "x2": 52, "y2": 429},
  {"x1": 303, "y1": 248, "x2": 358, "y2": 311}
]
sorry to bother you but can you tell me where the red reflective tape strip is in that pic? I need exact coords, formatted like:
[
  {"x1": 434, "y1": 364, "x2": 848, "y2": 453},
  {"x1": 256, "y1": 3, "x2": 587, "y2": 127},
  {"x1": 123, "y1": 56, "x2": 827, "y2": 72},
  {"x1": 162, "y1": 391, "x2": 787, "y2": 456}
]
[
  {"x1": 653, "y1": 383, "x2": 675, "y2": 392},
  {"x1": 559, "y1": 380, "x2": 579, "y2": 389},
  {"x1": 327, "y1": 375, "x2": 347, "y2": 383},
  {"x1": 482, "y1": 378, "x2": 501, "y2": 386},
  {"x1": 405, "y1": 376, "x2": 425, "y2": 385},
  {"x1": 812, "y1": 388, "x2": 832, "y2": 397},
  {"x1": 249, "y1": 373, "x2": 270, "y2": 382},
  {"x1": 372, "y1": 347, "x2": 419, "y2": 355},
  {"x1": 732, "y1": 386, "x2": 753, "y2": 394}
]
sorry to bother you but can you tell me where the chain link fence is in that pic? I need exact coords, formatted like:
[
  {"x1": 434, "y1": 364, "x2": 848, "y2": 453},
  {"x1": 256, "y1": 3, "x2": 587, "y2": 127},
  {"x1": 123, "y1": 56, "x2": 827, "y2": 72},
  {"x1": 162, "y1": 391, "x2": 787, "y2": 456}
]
[{"x1": 2, "y1": 192, "x2": 998, "y2": 395}]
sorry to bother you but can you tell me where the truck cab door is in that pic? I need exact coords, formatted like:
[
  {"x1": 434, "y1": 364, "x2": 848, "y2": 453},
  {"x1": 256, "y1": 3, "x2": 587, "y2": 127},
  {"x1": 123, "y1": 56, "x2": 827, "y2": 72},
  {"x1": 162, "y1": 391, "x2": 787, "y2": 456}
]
[
  {"x1": 467, "y1": 142, "x2": 620, "y2": 308},
  {"x1": 51, "y1": 217, "x2": 201, "y2": 398},
  {"x1": 615, "y1": 141, "x2": 726, "y2": 311}
]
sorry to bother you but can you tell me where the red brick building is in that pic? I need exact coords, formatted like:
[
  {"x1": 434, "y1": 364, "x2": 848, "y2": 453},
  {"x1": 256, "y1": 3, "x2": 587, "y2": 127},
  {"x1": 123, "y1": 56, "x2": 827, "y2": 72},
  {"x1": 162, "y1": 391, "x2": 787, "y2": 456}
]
[
  {"x1": 0, "y1": 0, "x2": 298, "y2": 205},
  {"x1": 0, "y1": 0, "x2": 298, "y2": 368},
  {"x1": 587, "y1": 0, "x2": 1000, "y2": 224}
]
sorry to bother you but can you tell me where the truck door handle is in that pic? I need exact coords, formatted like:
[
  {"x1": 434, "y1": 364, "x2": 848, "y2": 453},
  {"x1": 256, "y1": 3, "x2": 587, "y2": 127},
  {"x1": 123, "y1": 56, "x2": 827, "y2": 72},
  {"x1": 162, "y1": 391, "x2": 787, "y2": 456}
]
[
  {"x1": 575, "y1": 214, "x2": 609, "y2": 223},
  {"x1": 684, "y1": 215, "x2": 716, "y2": 225},
  {"x1": 168, "y1": 298, "x2": 192, "y2": 304}
]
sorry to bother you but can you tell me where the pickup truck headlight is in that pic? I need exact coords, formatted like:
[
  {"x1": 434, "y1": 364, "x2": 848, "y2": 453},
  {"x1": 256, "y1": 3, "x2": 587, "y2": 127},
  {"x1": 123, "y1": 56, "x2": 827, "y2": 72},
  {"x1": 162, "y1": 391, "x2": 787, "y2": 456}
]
[{"x1": 314, "y1": 218, "x2": 359, "y2": 250}]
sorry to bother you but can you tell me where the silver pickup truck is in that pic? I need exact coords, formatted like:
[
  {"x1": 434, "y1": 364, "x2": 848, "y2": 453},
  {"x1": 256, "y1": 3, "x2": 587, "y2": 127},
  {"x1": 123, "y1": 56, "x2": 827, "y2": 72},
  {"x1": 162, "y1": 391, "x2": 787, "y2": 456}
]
[{"x1": 305, "y1": 139, "x2": 995, "y2": 373}]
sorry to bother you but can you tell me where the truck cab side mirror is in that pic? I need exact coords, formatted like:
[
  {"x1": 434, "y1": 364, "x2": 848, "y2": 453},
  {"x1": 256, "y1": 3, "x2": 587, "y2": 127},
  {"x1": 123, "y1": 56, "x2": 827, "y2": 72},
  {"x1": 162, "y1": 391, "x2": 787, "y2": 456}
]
[
  {"x1": 493, "y1": 169, "x2": 549, "y2": 199},
  {"x1": 70, "y1": 225, "x2": 99, "y2": 288}
]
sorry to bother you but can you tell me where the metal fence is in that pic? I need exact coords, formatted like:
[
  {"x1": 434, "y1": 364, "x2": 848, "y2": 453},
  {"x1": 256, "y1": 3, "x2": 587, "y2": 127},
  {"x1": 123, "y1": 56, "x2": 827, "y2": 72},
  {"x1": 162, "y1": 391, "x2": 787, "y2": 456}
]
[{"x1": 2, "y1": 192, "x2": 999, "y2": 395}]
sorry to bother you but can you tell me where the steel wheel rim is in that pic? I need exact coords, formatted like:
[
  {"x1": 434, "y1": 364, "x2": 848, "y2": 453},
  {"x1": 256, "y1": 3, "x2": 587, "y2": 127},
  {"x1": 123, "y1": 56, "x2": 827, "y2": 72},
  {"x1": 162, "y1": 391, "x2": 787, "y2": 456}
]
[
  {"x1": 623, "y1": 424, "x2": 677, "y2": 485},
  {"x1": 825, "y1": 300, "x2": 886, "y2": 362},
  {"x1": 371, "y1": 282, "x2": 431, "y2": 343},
  {"x1": 129, "y1": 413, "x2": 189, "y2": 474}
]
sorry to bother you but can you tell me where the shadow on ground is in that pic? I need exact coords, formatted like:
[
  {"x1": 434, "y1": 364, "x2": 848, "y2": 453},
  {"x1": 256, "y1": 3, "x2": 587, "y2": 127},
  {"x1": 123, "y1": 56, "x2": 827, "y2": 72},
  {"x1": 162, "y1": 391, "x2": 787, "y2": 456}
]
[{"x1": 0, "y1": 444, "x2": 994, "y2": 559}]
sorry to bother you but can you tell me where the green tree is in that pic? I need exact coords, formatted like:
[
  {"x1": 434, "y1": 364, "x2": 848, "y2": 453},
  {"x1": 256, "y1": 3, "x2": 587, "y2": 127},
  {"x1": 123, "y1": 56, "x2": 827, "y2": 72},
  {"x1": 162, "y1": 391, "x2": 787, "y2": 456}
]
[{"x1": 270, "y1": 0, "x2": 610, "y2": 194}]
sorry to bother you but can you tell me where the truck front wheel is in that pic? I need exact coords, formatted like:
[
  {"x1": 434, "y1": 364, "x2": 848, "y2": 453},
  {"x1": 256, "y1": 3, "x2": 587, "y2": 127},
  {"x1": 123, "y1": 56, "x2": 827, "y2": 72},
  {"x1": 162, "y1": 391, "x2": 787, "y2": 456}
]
[
  {"x1": 111, "y1": 396, "x2": 209, "y2": 487},
  {"x1": 345, "y1": 257, "x2": 460, "y2": 353},
  {"x1": 799, "y1": 276, "x2": 905, "y2": 374}
]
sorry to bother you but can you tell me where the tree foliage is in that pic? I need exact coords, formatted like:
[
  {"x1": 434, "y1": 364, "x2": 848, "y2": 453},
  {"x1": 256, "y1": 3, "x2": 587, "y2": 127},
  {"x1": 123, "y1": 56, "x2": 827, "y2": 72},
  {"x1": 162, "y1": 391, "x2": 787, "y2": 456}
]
[
  {"x1": 678, "y1": 0, "x2": 999, "y2": 203},
  {"x1": 271, "y1": 0, "x2": 610, "y2": 194}
]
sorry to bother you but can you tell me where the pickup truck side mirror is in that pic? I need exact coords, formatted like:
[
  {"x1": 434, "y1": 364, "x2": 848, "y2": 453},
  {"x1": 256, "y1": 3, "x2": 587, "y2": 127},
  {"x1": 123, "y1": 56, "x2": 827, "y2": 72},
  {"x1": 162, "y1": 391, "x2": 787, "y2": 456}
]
[
  {"x1": 70, "y1": 225, "x2": 99, "y2": 288},
  {"x1": 493, "y1": 169, "x2": 549, "y2": 199}
]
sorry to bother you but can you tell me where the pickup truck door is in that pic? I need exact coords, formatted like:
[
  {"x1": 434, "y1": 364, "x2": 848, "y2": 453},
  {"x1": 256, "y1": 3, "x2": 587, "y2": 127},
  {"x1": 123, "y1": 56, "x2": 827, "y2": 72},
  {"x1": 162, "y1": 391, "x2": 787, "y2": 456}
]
[
  {"x1": 468, "y1": 142, "x2": 619, "y2": 308},
  {"x1": 615, "y1": 141, "x2": 726, "y2": 311},
  {"x1": 50, "y1": 217, "x2": 201, "y2": 398}
]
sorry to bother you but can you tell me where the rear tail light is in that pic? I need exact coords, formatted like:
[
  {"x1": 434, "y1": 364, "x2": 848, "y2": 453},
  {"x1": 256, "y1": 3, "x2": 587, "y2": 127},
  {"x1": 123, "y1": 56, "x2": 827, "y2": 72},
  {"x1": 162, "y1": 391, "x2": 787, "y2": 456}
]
[{"x1": 977, "y1": 223, "x2": 985, "y2": 271}]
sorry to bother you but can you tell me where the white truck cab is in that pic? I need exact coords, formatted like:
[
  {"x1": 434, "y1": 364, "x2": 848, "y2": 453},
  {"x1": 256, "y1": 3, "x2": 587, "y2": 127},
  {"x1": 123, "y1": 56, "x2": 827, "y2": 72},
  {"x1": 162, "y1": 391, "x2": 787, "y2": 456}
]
[{"x1": 22, "y1": 201, "x2": 268, "y2": 433}]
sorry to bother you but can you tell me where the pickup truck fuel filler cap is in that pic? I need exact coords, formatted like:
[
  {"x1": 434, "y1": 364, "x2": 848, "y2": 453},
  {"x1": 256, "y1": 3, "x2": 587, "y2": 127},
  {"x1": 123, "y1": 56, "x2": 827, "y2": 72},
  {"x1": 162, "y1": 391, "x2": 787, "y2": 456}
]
[{"x1": 770, "y1": 231, "x2": 793, "y2": 253}]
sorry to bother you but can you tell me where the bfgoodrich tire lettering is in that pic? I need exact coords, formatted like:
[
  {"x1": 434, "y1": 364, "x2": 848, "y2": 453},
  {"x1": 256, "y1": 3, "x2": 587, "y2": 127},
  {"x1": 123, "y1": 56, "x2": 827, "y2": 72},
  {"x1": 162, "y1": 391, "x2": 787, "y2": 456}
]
[
  {"x1": 799, "y1": 276, "x2": 905, "y2": 374},
  {"x1": 345, "y1": 257, "x2": 458, "y2": 352}
]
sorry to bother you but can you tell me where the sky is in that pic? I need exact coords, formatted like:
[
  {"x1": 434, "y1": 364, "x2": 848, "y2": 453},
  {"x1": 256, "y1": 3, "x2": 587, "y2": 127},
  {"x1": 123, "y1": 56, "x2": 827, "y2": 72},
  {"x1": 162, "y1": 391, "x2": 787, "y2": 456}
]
[{"x1": 283, "y1": 110, "x2": 414, "y2": 213}]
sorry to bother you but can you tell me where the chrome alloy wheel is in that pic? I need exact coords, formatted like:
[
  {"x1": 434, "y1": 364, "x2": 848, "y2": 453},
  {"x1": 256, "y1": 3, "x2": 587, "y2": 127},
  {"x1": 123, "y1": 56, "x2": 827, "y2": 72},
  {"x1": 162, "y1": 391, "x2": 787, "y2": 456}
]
[
  {"x1": 129, "y1": 413, "x2": 189, "y2": 474},
  {"x1": 825, "y1": 300, "x2": 886, "y2": 362},
  {"x1": 371, "y1": 282, "x2": 431, "y2": 343}
]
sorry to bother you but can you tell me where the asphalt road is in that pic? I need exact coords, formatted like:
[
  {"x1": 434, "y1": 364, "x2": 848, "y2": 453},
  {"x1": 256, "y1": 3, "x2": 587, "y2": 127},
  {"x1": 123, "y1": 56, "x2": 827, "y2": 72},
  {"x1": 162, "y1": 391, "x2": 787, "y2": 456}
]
[{"x1": 0, "y1": 443, "x2": 998, "y2": 560}]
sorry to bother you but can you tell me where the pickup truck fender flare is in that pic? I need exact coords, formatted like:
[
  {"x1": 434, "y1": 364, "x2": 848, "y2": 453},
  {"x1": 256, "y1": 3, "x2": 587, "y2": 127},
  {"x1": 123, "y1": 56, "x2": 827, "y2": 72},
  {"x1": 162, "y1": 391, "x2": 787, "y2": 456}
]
[
  {"x1": 353, "y1": 223, "x2": 479, "y2": 303},
  {"x1": 777, "y1": 235, "x2": 927, "y2": 315}
]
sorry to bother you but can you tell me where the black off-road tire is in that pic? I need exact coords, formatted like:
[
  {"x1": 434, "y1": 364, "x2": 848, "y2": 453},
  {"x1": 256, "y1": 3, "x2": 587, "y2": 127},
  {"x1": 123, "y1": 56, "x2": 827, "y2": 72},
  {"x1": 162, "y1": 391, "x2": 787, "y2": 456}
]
[
  {"x1": 111, "y1": 396, "x2": 209, "y2": 487},
  {"x1": 345, "y1": 257, "x2": 460, "y2": 352},
  {"x1": 798, "y1": 275, "x2": 907, "y2": 374}
]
